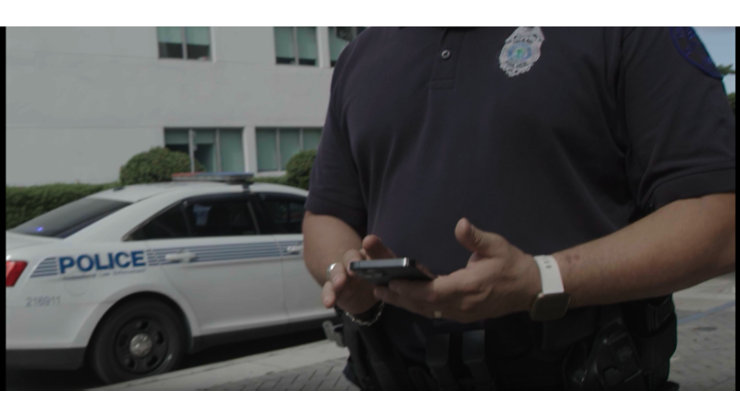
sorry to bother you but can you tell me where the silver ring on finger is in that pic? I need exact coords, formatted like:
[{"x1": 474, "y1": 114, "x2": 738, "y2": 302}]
[{"x1": 326, "y1": 262, "x2": 340, "y2": 281}]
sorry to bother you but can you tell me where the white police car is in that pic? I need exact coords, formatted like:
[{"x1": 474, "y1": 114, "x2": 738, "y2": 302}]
[{"x1": 6, "y1": 173, "x2": 333, "y2": 384}]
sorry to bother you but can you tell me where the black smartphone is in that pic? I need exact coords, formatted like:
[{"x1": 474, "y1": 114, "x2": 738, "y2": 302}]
[{"x1": 349, "y1": 258, "x2": 433, "y2": 286}]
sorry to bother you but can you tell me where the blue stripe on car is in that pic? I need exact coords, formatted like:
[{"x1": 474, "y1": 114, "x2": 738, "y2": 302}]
[
  {"x1": 29, "y1": 240, "x2": 302, "y2": 278},
  {"x1": 30, "y1": 258, "x2": 60, "y2": 278}
]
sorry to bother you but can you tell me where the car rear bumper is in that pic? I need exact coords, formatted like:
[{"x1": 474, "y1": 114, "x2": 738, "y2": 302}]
[{"x1": 6, "y1": 348, "x2": 86, "y2": 370}]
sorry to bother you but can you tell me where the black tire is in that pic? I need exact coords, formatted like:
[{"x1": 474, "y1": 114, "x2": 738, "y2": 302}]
[{"x1": 89, "y1": 298, "x2": 187, "y2": 384}]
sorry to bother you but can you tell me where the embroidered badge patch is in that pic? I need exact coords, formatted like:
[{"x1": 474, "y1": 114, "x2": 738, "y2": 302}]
[
  {"x1": 499, "y1": 27, "x2": 545, "y2": 77},
  {"x1": 669, "y1": 27, "x2": 722, "y2": 80}
]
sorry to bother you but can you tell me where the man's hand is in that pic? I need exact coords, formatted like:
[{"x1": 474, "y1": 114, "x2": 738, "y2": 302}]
[
  {"x1": 323, "y1": 235, "x2": 396, "y2": 315},
  {"x1": 374, "y1": 218, "x2": 540, "y2": 322}
]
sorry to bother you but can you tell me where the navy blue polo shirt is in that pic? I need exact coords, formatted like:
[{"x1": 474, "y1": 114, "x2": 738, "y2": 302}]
[{"x1": 306, "y1": 28, "x2": 735, "y2": 367}]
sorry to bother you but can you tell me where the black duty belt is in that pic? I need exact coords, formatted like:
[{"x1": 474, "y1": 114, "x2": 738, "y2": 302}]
[{"x1": 326, "y1": 296, "x2": 677, "y2": 390}]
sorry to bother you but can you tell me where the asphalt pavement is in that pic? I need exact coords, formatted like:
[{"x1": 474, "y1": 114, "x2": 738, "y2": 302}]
[{"x1": 99, "y1": 272, "x2": 735, "y2": 391}]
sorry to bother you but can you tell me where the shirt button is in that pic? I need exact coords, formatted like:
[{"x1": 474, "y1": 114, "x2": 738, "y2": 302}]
[{"x1": 440, "y1": 49, "x2": 451, "y2": 60}]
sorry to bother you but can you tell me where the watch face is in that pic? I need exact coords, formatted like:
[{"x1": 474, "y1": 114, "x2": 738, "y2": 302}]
[{"x1": 530, "y1": 293, "x2": 571, "y2": 321}]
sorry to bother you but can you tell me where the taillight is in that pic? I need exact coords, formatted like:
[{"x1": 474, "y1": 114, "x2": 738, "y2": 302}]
[{"x1": 6, "y1": 261, "x2": 28, "y2": 287}]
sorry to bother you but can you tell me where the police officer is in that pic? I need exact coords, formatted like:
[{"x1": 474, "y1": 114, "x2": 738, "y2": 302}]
[{"x1": 303, "y1": 27, "x2": 735, "y2": 390}]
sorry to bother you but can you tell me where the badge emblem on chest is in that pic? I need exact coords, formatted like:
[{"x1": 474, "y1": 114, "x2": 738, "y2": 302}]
[{"x1": 499, "y1": 27, "x2": 545, "y2": 77}]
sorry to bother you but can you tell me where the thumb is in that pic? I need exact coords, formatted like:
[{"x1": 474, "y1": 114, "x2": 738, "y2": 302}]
[{"x1": 454, "y1": 217, "x2": 507, "y2": 258}]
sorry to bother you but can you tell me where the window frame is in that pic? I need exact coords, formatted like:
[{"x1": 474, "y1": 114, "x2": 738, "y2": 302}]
[
  {"x1": 182, "y1": 194, "x2": 261, "y2": 238},
  {"x1": 125, "y1": 193, "x2": 262, "y2": 241},
  {"x1": 274, "y1": 27, "x2": 318, "y2": 67},
  {"x1": 164, "y1": 128, "x2": 244, "y2": 173},
  {"x1": 157, "y1": 27, "x2": 212, "y2": 61},
  {"x1": 255, "y1": 127, "x2": 321, "y2": 173},
  {"x1": 329, "y1": 27, "x2": 364, "y2": 67},
  {"x1": 124, "y1": 200, "x2": 191, "y2": 241},
  {"x1": 251, "y1": 192, "x2": 307, "y2": 235}
]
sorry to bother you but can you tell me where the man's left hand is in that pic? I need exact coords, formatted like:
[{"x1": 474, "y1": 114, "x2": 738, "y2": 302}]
[{"x1": 374, "y1": 218, "x2": 541, "y2": 322}]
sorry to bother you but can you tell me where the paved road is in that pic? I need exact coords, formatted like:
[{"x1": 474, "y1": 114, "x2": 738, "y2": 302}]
[
  {"x1": 102, "y1": 273, "x2": 735, "y2": 391},
  {"x1": 6, "y1": 328, "x2": 326, "y2": 390},
  {"x1": 670, "y1": 274, "x2": 736, "y2": 390}
]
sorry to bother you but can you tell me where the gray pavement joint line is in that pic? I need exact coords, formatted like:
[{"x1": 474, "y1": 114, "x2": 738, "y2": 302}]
[{"x1": 677, "y1": 300, "x2": 736, "y2": 325}]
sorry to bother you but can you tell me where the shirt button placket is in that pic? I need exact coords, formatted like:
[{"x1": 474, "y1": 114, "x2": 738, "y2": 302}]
[{"x1": 430, "y1": 30, "x2": 464, "y2": 90}]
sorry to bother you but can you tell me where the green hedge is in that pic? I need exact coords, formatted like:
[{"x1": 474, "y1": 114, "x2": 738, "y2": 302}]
[
  {"x1": 252, "y1": 176, "x2": 290, "y2": 186},
  {"x1": 6, "y1": 149, "x2": 318, "y2": 230},
  {"x1": 284, "y1": 149, "x2": 317, "y2": 190},
  {"x1": 120, "y1": 147, "x2": 203, "y2": 185},
  {"x1": 6, "y1": 183, "x2": 119, "y2": 229},
  {"x1": 252, "y1": 150, "x2": 316, "y2": 189}
]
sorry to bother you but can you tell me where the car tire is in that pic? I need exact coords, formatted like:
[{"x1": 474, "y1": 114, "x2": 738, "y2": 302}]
[{"x1": 89, "y1": 298, "x2": 187, "y2": 385}]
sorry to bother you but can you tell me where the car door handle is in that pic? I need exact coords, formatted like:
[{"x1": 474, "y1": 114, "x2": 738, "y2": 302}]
[
  {"x1": 164, "y1": 251, "x2": 197, "y2": 263},
  {"x1": 284, "y1": 245, "x2": 303, "y2": 255}
]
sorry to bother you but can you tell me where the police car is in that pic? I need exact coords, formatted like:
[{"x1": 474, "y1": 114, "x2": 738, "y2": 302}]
[{"x1": 6, "y1": 173, "x2": 334, "y2": 384}]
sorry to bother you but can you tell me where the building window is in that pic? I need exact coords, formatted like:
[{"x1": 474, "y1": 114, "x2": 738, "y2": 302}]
[
  {"x1": 157, "y1": 27, "x2": 211, "y2": 60},
  {"x1": 274, "y1": 27, "x2": 318, "y2": 66},
  {"x1": 256, "y1": 128, "x2": 321, "y2": 172},
  {"x1": 164, "y1": 128, "x2": 244, "y2": 173},
  {"x1": 329, "y1": 27, "x2": 365, "y2": 66}
]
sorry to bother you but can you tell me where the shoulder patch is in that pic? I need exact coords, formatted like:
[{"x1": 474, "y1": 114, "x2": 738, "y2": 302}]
[{"x1": 669, "y1": 27, "x2": 722, "y2": 80}]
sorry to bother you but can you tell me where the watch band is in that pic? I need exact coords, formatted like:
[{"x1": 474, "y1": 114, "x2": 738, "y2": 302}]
[{"x1": 533, "y1": 255, "x2": 564, "y2": 294}]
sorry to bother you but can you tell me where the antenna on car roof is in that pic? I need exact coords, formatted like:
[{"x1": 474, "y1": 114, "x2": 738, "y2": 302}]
[{"x1": 171, "y1": 172, "x2": 255, "y2": 189}]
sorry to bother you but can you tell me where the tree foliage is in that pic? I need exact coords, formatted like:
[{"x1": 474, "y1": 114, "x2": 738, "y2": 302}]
[
  {"x1": 717, "y1": 64, "x2": 736, "y2": 115},
  {"x1": 728, "y1": 92, "x2": 736, "y2": 115},
  {"x1": 285, "y1": 149, "x2": 317, "y2": 190},
  {"x1": 717, "y1": 64, "x2": 736, "y2": 76}
]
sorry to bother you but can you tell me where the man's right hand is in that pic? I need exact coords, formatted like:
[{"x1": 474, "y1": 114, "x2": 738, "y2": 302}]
[{"x1": 322, "y1": 235, "x2": 396, "y2": 315}]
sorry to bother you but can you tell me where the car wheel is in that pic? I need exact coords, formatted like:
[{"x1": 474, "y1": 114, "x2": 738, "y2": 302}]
[{"x1": 89, "y1": 298, "x2": 187, "y2": 385}]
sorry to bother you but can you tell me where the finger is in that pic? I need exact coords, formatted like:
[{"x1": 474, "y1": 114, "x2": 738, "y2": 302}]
[
  {"x1": 340, "y1": 248, "x2": 366, "y2": 287},
  {"x1": 326, "y1": 261, "x2": 346, "y2": 291},
  {"x1": 321, "y1": 280, "x2": 336, "y2": 308},
  {"x1": 375, "y1": 277, "x2": 450, "y2": 314},
  {"x1": 387, "y1": 274, "x2": 460, "y2": 303},
  {"x1": 373, "y1": 283, "x2": 433, "y2": 317},
  {"x1": 455, "y1": 217, "x2": 507, "y2": 258},
  {"x1": 362, "y1": 235, "x2": 397, "y2": 259},
  {"x1": 416, "y1": 262, "x2": 436, "y2": 278}
]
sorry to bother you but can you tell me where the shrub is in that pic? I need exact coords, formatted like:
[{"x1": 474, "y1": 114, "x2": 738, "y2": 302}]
[
  {"x1": 728, "y1": 92, "x2": 735, "y2": 116},
  {"x1": 6, "y1": 183, "x2": 118, "y2": 229},
  {"x1": 119, "y1": 147, "x2": 203, "y2": 185},
  {"x1": 253, "y1": 175, "x2": 290, "y2": 186},
  {"x1": 284, "y1": 149, "x2": 317, "y2": 190}
]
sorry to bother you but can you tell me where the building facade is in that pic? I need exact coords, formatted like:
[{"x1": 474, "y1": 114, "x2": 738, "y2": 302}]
[{"x1": 6, "y1": 27, "x2": 362, "y2": 186}]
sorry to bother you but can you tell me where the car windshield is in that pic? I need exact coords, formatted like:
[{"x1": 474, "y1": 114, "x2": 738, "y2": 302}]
[{"x1": 11, "y1": 198, "x2": 131, "y2": 238}]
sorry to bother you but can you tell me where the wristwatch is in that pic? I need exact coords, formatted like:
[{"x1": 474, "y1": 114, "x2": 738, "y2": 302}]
[{"x1": 529, "y1": 255, "x2": 571, "y2": 321}]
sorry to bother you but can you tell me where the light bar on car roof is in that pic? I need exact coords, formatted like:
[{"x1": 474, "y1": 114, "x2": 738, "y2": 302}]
[{"x1": 172, "y1": 172, "x2": 255, "y2": 185}]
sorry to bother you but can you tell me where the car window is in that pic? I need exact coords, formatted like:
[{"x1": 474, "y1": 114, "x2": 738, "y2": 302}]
[
  {"x1": 184, "y1": 198, "x2": 257, "y2": 237},
  {"x1": 257, "y1": 195, "x2": 306, "y2": 234},
  {"x1": 129, "y1": 204, "x2": 190, "y2": 240},
  {"x1": 11, "y1": 198, "x2": 131, "y2": 238}
]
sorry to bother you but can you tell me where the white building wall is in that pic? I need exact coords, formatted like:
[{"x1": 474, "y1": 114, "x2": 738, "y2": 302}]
[{"x1": 6, "y1": 27, "x2": 334, "y2": 186}]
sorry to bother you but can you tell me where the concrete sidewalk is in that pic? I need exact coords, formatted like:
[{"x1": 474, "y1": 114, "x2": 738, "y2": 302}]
[{"x1": 100, "y1": 273, "x2": 735, "y2": 391}]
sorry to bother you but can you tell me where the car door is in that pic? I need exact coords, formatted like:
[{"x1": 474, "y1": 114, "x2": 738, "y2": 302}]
[
  {"x1": 252, "y1": 193, "x2": 328, "y2": 321},
  {"x1": 131, "y1": 193, "x2": 287, "y2": 335}
]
